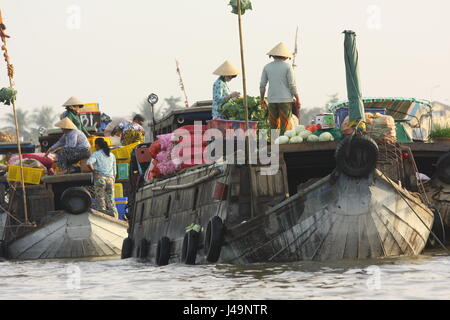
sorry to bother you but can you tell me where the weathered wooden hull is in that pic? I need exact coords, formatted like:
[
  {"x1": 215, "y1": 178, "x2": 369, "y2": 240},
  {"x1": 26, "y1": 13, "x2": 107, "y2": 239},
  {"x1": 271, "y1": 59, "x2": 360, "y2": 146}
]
[
  {"x1": 6, "y1": 210, "x2": 127, "y2": 260},
  {"x1": 425, "y1": 178, "x2": 450, "y2": 229},
  {"x1": 223, "y1": 170, "x2": 434, "y2": 263},
  {"x1": 128, "y1": 161, "x2": 433, "y2": 264}
]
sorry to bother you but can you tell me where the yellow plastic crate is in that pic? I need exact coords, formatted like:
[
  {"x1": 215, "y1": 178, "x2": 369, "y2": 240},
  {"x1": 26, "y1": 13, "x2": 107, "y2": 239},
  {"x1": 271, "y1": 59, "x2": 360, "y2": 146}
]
[
  {"x1": 114, "y1": 183, "x2": 124, "y2": 198},
  {"x1": 88, "y1": 136, "x2": 112, "y2": 153},
  {"x1": 111, "y1": 142, "x2": 140, "y2": 163},
  {"x1": 7, "y1": 165, "x2": 44, "y2": 185}
]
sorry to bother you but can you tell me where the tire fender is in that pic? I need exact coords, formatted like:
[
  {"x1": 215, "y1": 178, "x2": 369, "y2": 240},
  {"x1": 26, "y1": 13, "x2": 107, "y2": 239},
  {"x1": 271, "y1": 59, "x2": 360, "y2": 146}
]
[
  {"x1": 204, "y1": 216, "x2": 224, "y2": 263},
  {"x1": 121, "y1": 237, "x2": 133, "y2": 259},
  {"x1": 181, "y1": 230, "x2": 199, "y2": 265},
  {"x1": 156, "y1": 236, "x2": 171, "y2": 266},
  {"x1": 61, "y1": 187, "x2": 92, "y2": 215},
  {"x1": 335, "y1": 135, "x2": 379, "y2": 178}
]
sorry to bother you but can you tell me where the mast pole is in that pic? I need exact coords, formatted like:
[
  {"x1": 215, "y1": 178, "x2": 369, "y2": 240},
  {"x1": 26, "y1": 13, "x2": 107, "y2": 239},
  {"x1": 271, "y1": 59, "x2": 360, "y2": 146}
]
[{"x1": 0, "y1": 10, "x2": 30, "y2": 225}]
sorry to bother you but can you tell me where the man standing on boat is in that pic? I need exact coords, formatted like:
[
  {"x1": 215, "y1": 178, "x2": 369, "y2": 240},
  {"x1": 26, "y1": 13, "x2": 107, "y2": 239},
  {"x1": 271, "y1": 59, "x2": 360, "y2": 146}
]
[{"x1": 260, "y1": 42, "x2": 301, "y2": 135}]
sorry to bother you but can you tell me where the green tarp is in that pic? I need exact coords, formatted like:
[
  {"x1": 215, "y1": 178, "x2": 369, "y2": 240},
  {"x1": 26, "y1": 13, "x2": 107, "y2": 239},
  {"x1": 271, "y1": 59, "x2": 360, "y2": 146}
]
[{"x1": 343, "y1": 31, "x2": 365, "y2": 126}]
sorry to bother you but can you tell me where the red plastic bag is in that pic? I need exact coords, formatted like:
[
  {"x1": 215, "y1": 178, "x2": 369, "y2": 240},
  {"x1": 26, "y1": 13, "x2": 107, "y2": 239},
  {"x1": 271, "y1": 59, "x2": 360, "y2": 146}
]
[{"x1": 149, "y1": 141, "x2": 161, "y2": 159}]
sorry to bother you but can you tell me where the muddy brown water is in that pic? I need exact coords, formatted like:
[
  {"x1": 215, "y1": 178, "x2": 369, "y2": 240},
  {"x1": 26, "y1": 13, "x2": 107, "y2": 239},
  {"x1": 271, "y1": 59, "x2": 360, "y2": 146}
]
[{"x1": 1, "y1": 250, "x2": 450, "y2": 300}]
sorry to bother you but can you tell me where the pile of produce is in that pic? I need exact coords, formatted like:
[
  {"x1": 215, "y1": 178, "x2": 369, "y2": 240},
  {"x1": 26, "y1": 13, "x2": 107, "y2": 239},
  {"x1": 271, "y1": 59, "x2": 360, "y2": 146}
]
[
  {"x1": 0, "y1": 130, "x2": 15, "y2": 142},
  {"x1": 274, "y1": 125, "x2": 335, "y2": 145},
  {"x1": 341, "y1": 113, "x2": 397, "y2": 144},
  {"x1": 0, "y1": 87, "x2": 17, "y2": 105},
  {"x1": 218, "y1": 95, "x2": 270, "y2": 130},
  {"x1": 145, "y1": 125, "x2": 208, "y2": 181}
]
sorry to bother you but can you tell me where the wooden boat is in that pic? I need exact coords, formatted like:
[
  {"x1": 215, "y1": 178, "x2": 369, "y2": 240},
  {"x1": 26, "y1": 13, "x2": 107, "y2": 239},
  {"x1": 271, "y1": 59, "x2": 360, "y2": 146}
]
[
  {"x1": 0, "y1": 171, "x2": 128, "y2": 260},
  {"x1": 122, "y1": 104, "x2": 437, "y2": 264},
  {"x1": 5, "y1": 209, "x2": 126, "y2": 260}
]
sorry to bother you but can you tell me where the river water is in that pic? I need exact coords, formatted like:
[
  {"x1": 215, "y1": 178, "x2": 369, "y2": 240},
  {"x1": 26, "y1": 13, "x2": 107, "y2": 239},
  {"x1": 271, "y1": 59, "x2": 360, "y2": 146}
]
[{"x1": 1, "y1": 250, "x2": 450, "y2": 300}]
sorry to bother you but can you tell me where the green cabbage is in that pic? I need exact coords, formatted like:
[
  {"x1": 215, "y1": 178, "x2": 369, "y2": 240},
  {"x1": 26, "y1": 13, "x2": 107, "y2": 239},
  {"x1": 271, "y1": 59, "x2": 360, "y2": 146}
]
[
  {"x1": 319, "y1": 132, "x2": 333, "y2": 141},
  {"x1": 289, "y1": 136, "x2": 304, "y2": 144},
  {"x1": 298, "y1": 130, "x2": 312, "y2": 139},
  {"x1": 307, "y1": 135, "x2": 320, "y2": 142},
  {"x1": 275, "y1": 136, "x2": 290, "y2": 145}
]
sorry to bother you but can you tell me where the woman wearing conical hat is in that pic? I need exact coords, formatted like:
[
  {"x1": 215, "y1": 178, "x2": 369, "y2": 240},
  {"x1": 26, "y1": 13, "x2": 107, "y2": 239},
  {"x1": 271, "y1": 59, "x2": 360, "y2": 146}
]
[
  {"x1": 212, "y1": 61, "x2": 241, "y2": 120},
  {"x1": 60, "y1": 96, "x2": 91, "y2": 137},
  {"x1": 45, "y1": 117, "x2": 91, "y2": 174},
  {"x1": 260, "y1": 42, "x2": 301, "y2": 135}
]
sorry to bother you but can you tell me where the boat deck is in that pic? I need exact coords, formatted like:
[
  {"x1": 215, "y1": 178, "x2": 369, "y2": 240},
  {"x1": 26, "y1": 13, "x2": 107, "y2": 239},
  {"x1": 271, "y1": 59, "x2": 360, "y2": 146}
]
[{"x1": 279, "y1": 141, "x2": 449, "y2": 196}]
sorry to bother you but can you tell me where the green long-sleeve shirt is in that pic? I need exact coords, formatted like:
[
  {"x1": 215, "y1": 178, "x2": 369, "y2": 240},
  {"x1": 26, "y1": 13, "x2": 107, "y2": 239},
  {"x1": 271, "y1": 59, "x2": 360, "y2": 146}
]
[{"x1": 63, "y1": 109, "x2": 90, "y2": 137}]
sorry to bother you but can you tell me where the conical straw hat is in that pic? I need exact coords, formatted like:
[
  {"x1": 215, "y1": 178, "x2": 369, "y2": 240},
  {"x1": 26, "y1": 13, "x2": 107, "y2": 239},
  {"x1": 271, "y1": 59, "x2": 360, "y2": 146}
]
[
  {"x1": 267, "y1": 42, "x2": 293, "y2": 58},
  {"x1": 62, "y1": 96, "x2": 84, "y2": 107},
  {"x1": 55, "y1": 117, "x2": 77, "y2": 130},
  {"x1": 213, "y1": 61, "x2": 240, "y2": 76}
]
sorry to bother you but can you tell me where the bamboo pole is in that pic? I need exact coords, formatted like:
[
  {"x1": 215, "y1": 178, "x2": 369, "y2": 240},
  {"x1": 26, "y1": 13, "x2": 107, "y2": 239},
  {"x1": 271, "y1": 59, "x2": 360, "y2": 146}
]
[
  {"x1": 0, "y1": 10, "x2": 30, "y2": 225},
  {"x1": 236, "y1": 0, "x2": 254, "y2": 218}
]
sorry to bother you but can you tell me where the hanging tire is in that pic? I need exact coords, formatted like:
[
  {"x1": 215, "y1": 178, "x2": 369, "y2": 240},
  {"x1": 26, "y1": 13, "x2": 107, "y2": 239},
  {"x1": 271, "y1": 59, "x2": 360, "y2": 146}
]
[
  {"x1": 138, "y1": 239, "x2": 149, "y2": 259},
  {"x1": 436, "y1": 153, "x2": 450, "y2": 184},
  {"x1": 156, "y1": 236, "x2": 171, "y2": 266},
  {"x1": 61, "y1": 187, "x2": 92, "y2": 215},
  {"x1": 181, "y1": 230, "x2": 199, "y2": 265},
  {"x1": 121, "y1": 237, "x2": 133, "y2": 259},
  {"x1": 204, "y1": 216, "x2": 224, "y2": 263},
  {"x1": 335, "y1": 135, "x2": 379, "y2": 178}
]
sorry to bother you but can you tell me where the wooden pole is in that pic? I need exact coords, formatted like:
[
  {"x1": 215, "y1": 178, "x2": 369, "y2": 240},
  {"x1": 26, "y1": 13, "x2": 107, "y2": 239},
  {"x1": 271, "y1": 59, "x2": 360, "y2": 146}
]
[
  {"x1": 0, "y1": 11, "x2": 30, "y2": 225},
  {"x1": 236, "y1": 0, "x2": 254, "y2": 218},
  {"x1": 175, "y1": 60, "x2": 190, "y2": 108},
  {"x1": 236, "y1": 0, "x2": 249, "y2": 149}
]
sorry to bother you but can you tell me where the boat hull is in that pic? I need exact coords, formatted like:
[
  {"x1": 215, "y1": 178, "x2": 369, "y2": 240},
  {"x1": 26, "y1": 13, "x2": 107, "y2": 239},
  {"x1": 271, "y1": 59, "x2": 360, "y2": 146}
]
[
  {"x1": 127, "y1": 162, "x2": 434, "y2": 264},
  {"x1": 223, "y1": 170, "x2": 434, "y2": 263},
  {"x1": 6, "y1": 210, "x2": 127, "y2": 260}
]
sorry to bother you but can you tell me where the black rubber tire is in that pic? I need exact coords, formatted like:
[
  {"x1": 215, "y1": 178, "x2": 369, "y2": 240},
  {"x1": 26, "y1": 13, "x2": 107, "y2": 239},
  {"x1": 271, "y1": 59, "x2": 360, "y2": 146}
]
[
  {"x1": 156, "y1": 236, "x2": 171, "y2": 266},
  {"x1": 436, "y1": 153, "x2": 450, "y2": 184},
  {"x1": 181, "y1": 230, "x2": 199, "y2": 265},
  {"x1": 430, "y1": 206, "x2": 446, "y2": 246},
  {"x1": 121, "y1": 237, "x2": 133, "y2": 259},
  {"x1": 61, "y1": 187, "x2": 92, "y2": 215},
  {"x1": 138, "y1": 239, "x2": 149, "y2": 259},
  {"x1": 335, "y1": 135, "x2": 379, "y2": 178},
  {"x1": 204, "y1": 216, "x2": 224, "y2": 263}
]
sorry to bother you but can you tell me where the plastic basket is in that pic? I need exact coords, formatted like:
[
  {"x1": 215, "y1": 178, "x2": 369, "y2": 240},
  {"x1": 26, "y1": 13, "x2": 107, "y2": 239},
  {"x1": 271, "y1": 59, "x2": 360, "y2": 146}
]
[
  {"x1": 7, "y1": 165, "x2": 44, "y2": 185},
  {"x1": 115, "y1": 197, "x2": 128, "y2": 220},
  {"x1": 114, "y1": 183, "x2": 124, "y2": 198},
  {"x1": 117, "y1": 163, "x2": 129, "y2": 180},
  {"x1": 111, "y1": 142, "x2": 139, "y2": 163}
]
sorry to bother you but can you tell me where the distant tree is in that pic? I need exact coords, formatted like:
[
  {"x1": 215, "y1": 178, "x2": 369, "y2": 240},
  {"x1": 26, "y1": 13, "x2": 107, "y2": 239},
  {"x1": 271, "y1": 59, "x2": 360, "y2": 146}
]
[
  {"x1": 29, "y1": 106, "x2": 58, "y2": 144},
  {"x1": 325, "y1": 93, "x2": 340, "y2": 111},
  {"x1": 299, "y1": 107, "x2": 323, "y2": 125},
  {"x1": 299, "y1": 93, "x2": 340, "y2": 125},
  {"x1": 31, "y1": 106, "x2": 57, "y2": 129},
  {"x1": 1, "y1": 109, "x2": 31, "y2": 142},
  {"x1": 164, "y1": 96, "x2": 183, "y2": 110}
]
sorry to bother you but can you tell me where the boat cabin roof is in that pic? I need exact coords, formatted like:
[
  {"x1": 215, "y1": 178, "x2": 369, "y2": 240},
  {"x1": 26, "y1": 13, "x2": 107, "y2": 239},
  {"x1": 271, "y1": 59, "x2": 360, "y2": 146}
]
[
  {"x1": 330, "y1": 97, "x2": 431, "y2": 121},
  {"x1": 152, "y1": 100, "x2": 212, "y2": 137},
  {"x1": 0, "y1": 143, "x2": 36, "y2": 155}
]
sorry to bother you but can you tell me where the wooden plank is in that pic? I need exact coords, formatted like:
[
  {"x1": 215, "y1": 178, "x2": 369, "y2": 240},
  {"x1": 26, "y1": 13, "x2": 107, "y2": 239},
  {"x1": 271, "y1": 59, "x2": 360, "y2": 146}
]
[
  {"x1": 357, "y1": 215, "x2": 371, "y2": 259},
  {"x1": 41, "y1": 173, "x2": 93, "y2": 184},
  {"x1": 8, "y1": 215, "x2": 68, "y2": 258}
]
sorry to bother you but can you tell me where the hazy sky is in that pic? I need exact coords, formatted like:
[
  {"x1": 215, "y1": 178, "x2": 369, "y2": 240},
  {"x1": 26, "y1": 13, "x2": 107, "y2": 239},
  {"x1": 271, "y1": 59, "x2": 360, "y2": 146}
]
[{"x1": 0, "y1": 0, "x2": 449, "y2": 119}]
